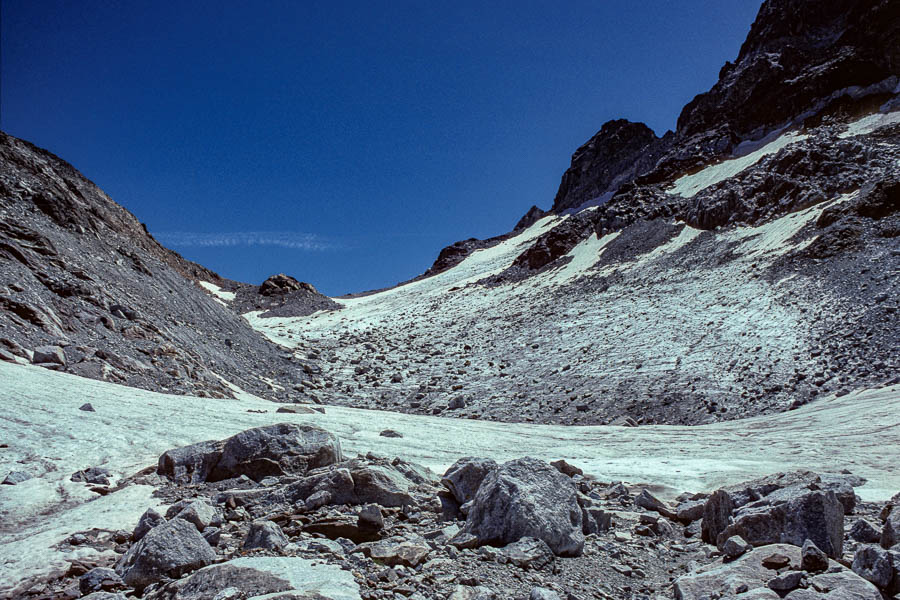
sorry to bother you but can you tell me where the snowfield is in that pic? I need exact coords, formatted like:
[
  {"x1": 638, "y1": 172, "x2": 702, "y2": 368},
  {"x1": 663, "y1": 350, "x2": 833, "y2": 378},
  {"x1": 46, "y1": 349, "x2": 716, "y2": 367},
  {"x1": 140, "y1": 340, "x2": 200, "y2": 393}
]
[
  {"x1": 244, "y1": 191, "x2": 858, "y2": 428},
  {"x1": 1, "y1": 361, "x2": 898, "y2": 592}
]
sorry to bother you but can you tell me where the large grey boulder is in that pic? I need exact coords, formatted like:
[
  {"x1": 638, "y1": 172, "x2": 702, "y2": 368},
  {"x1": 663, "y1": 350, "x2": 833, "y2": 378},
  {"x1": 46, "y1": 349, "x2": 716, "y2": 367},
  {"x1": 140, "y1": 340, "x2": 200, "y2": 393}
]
[
  {"x1": 116, "y1": 518, "x2": 216, "y2": 589},
  {"x1": 32, "y1": 345, "x2": 66, "y2": 365},
  {"x1": 462, "y1": 457, "x2": 584, "y2": 556},
  {"x1": 157, "y1": 440, "x2": 225, "y2": 485},
  {"x1": 674, "y1": 543, "x2": 880, "y2": 600},
  {"x1": 212, "y1": 423, "x2": 342, "y2": 482},
  {"x1": 442, "y1": 457, "x2": 498, "y2": 505},
  {"x1": 157, "y1": 424, "x2": 343, "y2": 484},
  {"x1": 284, "y1": 467, "x2": 355, "y2": 506},
  {"x1": 852, "y1": 545, "x2": 893, "y2": 589},
  {"x1": 722, "y1": 471, "x2": 861, "y2": 514},
  {"x1": 717, "y1": 486, "x2": 844, "y2": 558},
  {"x1": 243, "y1": 520, "x2": 288, "y2": 551}
]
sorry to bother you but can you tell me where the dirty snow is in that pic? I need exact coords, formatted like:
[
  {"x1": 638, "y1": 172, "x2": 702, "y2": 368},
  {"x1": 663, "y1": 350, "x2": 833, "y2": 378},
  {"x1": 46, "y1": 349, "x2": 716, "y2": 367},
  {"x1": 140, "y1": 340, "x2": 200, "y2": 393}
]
[
  {"x1": 229, "y1": 557, "x2": 359, "y2": 600},
  {"x1": 198, "y1": 280, "x2": 236, "y2": 302},
  {"x1": 2, "y1": 361, "x2": 899, "y2": 592},
  {"x1": 838, "y1": 108, "x2": 900, "y2": 138},
  {"x1": 668, "y1": 131, "x2": 808, "y2": 198}
]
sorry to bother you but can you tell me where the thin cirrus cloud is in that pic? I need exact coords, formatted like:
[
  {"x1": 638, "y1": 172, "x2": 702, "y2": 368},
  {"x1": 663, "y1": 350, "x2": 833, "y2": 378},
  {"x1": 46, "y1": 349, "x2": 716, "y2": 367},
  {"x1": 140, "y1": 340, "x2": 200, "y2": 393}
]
[{"x1": 152, "y1": 231, "x2": 339, "y2": 251}]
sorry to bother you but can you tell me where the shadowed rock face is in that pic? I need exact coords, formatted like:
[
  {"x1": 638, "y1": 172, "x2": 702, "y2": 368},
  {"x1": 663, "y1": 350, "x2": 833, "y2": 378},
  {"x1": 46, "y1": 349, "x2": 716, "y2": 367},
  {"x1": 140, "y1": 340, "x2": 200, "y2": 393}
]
[
  {"x1": 550, "y1": 120, "x2": 664, "y2": 215},
  {"x1": 675, "y1": 0, "x2": 900, "y2": 159}
]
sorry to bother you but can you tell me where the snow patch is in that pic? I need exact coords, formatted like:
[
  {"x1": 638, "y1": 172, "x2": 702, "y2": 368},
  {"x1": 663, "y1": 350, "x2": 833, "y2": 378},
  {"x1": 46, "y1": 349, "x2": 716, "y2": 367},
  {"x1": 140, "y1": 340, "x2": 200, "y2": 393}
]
[
  {"x1": 544, "y1": 231, "x2": 621, "y2": 284},
  {"x1": 838, "y1": 109, "x2": 900, "y2": 138},
  {"x1": 229, "y1": 557, "x2": 360, "y2": 600},
  {"x1": 198, "y1": 280, "x2": 236, "y2": 302},
  {"x1": 722, "y1": 193, "x2": 855, "y2": 260},
  {"x1": 1, "y1": 360, "x2": 899, "y2": 589},
  {"x1": 669, "y1": 131, "x2": 808, "y2": 198}
]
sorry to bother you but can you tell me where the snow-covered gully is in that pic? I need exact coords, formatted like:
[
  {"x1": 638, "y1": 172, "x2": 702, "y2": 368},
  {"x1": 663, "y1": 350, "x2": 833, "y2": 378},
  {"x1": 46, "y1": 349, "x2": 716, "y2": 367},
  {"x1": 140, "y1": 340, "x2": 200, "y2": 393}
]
[{"x1": 1, "y1": 362, "x2": 898, "y2": 591}]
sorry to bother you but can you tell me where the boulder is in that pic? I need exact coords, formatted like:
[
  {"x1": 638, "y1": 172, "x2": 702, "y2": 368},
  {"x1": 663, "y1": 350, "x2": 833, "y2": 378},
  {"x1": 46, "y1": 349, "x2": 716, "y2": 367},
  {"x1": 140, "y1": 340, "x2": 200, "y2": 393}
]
[
  {"x1": 2, "y1": 471, "x2": 31, "y2": 485},
  {"x1": 270, "y1": 467, "x2": 355, "y2": 507},
  {"x1": 800, "y1": 539, "x2": 829, "y2": 573},
  {"x1": 530, "y1": 588, "x2": 562, "y2": 600},
  {"x1": 116, "y1": 518, "x2": 216, "y2": 589},
  {"x1": 212, "y1": 423, "x2": 342, "y2": 482},
  {"x1": 32, "y1": 345, "x2": 65, "y2": 365},
  {"x1": 368, "y1": 538, "x2": 430, "y2": 567},
  {"x1": 722, "y1": 535, "x2": 752, "y2": 560},
  {"x1": 79, "y1": 567, "x2": 124, "y2": 595},
  {"x1": 449, "y1": 585, "x2": 498, "y2": 600},
  {"x1": 157, "y1": 440, "x2": 225, "y2": 485},
  {"x1": 850, "y1": 519, "x2": 881, "y2": 543},
  {"x1": 882, "y1": 507, "x2": 900, "y2": 549},
  {"x1": 349, "y1": 463, "x2": 415, "y2": 507},
  {"x1": 442, "y1": 457, "x2": 498, "y2": 506},
  {"x1": 133, "y1": 508, "x2": 165, "y2": 541},
  {"x1": 852, "y1": 545, "x2": 893, "y2": 589},
  {"x1": 462, "y1": 457, "x2": 584, "y2": 556},
  {"x1": 676, "y1": 499, "x2": 706, "y2": 523},
  {"x1": 497, "y1": 537, "x2": 554, "y2": 569},
  {"x1": 701, "y1": 489, "x2": 733, "y2": 544},
  {"x1": 141, "y1": 562, "x2": 292, "y2": 600},
  {"x1": 173, "y1": 500, "x2": 218, "y2": 532},
  {"x1": 141, "y1": 557, "x2": 359, "y2": 600},
  {"x1": 717, "y1": 486, "x2": 844, "y2": 558},
  {"x1": 243, "y1": 520, "x2": 288, "y2": 551},
  {"x1": 358, "y1": 504, "x2": 384, "y2": 530},
  {"x1": 635, "y1": 489, "x2": 676, "y2": 519}
]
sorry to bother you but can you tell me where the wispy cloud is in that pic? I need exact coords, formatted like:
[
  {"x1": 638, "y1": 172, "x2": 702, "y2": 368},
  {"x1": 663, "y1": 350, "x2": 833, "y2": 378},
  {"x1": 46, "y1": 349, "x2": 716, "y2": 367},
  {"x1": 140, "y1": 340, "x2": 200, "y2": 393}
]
[{"x1": 153, "y1": 231, "x2": 338, "y2": 251}]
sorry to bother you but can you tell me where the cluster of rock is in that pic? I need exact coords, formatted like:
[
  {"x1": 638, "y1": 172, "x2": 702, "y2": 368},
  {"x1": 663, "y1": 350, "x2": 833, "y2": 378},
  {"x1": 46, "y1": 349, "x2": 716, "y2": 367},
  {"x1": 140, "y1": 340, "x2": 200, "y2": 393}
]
[
  {"x1": 227, "y1": 273, "x2": 343, "y2": 319},
  {"x1": 22, "y1": 424, "x2": 900, "y2": 600}
]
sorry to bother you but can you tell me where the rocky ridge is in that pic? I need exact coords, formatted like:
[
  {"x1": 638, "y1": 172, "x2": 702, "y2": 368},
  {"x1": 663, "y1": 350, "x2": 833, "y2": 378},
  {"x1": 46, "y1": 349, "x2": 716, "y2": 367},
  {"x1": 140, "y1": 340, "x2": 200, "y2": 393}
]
[{"x1": 0, "y1": 133, "x2": 317, "y2": 400}]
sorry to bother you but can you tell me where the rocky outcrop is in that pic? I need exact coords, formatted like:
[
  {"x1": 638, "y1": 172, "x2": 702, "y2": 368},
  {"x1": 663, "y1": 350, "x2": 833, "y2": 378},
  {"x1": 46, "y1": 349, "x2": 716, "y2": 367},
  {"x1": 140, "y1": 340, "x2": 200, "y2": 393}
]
[
  {"x1": 676, "y1": 0, "x2": 900, "y2": 150},
  {"x1": 675, "y1": 543, "x2": 881, "y2": 600},
  {"x1": 550, "y1": 120, "x2": 666, "y2": 214}
]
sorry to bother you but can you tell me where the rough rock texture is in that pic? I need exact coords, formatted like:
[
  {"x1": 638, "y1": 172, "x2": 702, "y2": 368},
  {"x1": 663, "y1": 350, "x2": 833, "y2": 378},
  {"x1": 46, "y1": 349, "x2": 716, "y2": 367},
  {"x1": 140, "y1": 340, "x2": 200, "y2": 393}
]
[
  {"x1": 157, "y1": 423, "x2": 342, "y2": 484},
  {"x1": 115, "y1": 518, "x2": 216, "y2": 589},
  {"x1": 550, "y1": 119, "x2": 667, "y2": 213},
  {"x1": 441, "y1": 457, "x2": 498, "y2": 506},
  {"x1": 141, "y1": 563, "x2": 293, "y2": 600},
  {"x1": 674, "y1": 543, "x2": 880, "y2": 600},
  {"x1": 718, "y1": 486, "x2": 844, "y2": 558},
  {"x1": 462, "y1": 457, "x2": 584, "y2": 556},
  {"x1": 212, "y1": 423, "x2": 343, "y2": 482}
]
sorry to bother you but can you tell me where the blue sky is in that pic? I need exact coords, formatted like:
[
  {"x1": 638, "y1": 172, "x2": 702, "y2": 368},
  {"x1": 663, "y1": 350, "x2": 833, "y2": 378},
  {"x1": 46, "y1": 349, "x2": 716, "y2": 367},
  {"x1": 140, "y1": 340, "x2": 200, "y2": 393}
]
[{"x1": 1, "y1": 1, "x2": 762, "y2": 295}]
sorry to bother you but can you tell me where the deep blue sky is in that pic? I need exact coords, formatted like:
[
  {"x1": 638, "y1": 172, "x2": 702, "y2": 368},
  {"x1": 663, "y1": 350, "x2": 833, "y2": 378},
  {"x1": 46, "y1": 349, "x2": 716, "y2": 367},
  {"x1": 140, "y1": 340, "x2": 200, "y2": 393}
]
[{"x1": 2, "y1": 1, "x2": 762, "y2": 295}]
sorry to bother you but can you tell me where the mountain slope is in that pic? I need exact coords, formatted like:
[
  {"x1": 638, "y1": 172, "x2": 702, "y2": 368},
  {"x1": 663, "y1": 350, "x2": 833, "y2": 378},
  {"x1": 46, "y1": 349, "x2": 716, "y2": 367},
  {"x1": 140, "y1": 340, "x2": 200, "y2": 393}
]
[
  {"x1": 0, "y1": 133, "x2": 314, "y2": 400},
  {"x1": 243, "y1": 0, "x2": 900, "y2": 425}
]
